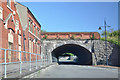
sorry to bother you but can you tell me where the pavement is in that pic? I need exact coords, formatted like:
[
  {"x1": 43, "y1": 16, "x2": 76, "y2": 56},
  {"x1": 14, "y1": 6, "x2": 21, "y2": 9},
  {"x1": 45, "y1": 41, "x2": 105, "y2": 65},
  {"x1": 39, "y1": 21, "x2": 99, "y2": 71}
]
[
  {"x1": 0, "y1": 61, "x2": 50, "y2": 78},
  {"x1": 35, "y1": 64, "x2": 119, "y2": 78}
]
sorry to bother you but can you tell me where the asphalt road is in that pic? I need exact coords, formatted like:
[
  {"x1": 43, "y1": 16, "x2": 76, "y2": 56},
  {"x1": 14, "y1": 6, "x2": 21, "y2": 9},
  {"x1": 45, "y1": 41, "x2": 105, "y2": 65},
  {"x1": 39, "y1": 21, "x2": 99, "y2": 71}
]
[{"x1": 36, "y1": 65, "x2": 119, "y2": 78}]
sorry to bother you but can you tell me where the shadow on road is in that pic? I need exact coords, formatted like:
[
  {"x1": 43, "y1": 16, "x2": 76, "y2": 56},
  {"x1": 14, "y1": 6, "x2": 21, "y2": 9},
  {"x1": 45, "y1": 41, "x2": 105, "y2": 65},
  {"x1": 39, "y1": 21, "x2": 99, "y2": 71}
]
[{"x1": 58, "y1": 61, "x2": 79, "y2": 65}]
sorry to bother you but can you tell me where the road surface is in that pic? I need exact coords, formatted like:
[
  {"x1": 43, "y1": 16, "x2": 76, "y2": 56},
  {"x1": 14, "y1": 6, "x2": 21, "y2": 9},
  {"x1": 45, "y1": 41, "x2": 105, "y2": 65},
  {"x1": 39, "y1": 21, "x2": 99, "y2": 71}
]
[{"x1": 35, "y1": 65, "x2": 119, "y2": 78}]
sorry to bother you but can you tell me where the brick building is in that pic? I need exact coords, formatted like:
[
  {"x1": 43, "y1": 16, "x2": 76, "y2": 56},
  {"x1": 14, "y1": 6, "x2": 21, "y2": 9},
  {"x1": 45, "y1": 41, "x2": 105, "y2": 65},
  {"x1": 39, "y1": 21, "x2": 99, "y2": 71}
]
[
  {"x1": 41, "y1": 32, "x2": 100, "y2": 40},
  {"x1": 0, "y1": 0, "x2": 99, "y2": 63},
  {"x1": 0, "y1": 0, "x2": 41, "y2": 62},
  {"x1": 0, "y1": 0, "x2": 23, "y2": 62},
  {"x1": 16, "y1": 2, "x2": 41, "y2": 61}
]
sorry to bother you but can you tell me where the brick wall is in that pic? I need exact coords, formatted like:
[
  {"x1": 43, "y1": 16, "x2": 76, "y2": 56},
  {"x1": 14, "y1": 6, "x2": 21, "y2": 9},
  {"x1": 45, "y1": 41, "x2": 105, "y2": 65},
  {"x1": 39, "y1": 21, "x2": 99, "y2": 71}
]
[
  {"x1": 0, "y1": 0, "x2": 23, "y2": 62},
  {"x1": 41, "y1": 32, "x2": 100, "y2": 40}
]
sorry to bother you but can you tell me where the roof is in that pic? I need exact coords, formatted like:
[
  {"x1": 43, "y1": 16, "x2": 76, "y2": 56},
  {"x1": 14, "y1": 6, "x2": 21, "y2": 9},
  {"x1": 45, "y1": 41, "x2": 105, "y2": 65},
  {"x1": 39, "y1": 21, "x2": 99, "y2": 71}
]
[
  {"x1": 16, "y1": 2, "x2": 41, "y2": 28},
  {"x1": 27, "y1": 8, "x2": 41, "y2": 28}
]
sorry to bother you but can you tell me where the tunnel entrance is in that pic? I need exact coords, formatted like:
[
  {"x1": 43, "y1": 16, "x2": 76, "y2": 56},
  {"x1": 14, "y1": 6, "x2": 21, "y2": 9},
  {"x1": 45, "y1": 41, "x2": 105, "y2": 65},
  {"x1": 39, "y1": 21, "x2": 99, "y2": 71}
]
[{"x1": 51, "y1": 44, "x2": 92, "y2": 65}]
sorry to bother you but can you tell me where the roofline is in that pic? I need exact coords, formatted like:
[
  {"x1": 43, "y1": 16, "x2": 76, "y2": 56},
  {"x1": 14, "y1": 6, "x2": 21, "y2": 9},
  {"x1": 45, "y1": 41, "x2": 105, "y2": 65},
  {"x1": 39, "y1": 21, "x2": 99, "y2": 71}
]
[
  {"x1": 41, "y1": 32, "x2": 99, "y2": 33},
  {"x1": 16, "y1": 2, "x2": 41, "y2": 28},
  {"x1": 27, "y1": 8, "x2": 41, "y2": 28},
  {"x1": 16, "y1": 2, "x2": 28, "y2": 8},
  {"x1": 41, "y1": 32, "x2": 100, "y2": 35}
]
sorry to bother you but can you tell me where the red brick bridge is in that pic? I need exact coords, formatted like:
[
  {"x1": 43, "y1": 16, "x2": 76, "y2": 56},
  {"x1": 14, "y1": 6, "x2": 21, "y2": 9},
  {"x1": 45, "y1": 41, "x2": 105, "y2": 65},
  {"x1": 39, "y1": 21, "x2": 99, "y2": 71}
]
[{"x1": 41, "y1": 32, "x2": 100, "y2": 40}]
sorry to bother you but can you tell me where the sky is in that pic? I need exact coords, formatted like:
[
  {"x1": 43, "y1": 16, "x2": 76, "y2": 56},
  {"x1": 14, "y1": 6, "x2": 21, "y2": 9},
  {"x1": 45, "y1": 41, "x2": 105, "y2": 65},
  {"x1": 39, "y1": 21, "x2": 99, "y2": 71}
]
[{"x1": 20, "y1": 2, "x2": 118, "y2": 33}]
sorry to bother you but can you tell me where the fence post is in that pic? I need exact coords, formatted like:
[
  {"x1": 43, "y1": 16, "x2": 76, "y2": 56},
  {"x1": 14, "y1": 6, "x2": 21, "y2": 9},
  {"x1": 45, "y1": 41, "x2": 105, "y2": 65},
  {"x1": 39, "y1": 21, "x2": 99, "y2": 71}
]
[
  {"x1": 44, "y1": 55, "x2": 45, "y2": 67},
  {"x1": 20, "y1": 51, "x2": 22, "y2": 74},
  {"x1": 45, "y1": 55, "x2": 46, "y2": 67},
  {"x1": 4, "y1": 49, "x2": 7, "y2": 78},
  {"x1": 47, "y1": 55, "x2": 48, "y2": 66},
  {"x1": 29, "y1": 53, "x2": 31, "y2": 71},
  {"x1": 43, "y1": 55, "x2": 45, "y2": 67},
  {"x1": 36, "y1": 55, "x2": 37, "y2": 69}
]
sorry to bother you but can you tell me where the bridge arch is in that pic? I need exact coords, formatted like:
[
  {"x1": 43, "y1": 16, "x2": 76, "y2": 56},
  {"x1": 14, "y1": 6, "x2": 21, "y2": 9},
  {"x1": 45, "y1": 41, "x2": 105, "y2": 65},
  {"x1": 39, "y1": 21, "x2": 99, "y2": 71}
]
[
  {"x1": 51, "y1": 44, "x2": 92, "y2": 65},
  {"x1": 41, "y1": 40, "x2": 120, "y2": 66}
]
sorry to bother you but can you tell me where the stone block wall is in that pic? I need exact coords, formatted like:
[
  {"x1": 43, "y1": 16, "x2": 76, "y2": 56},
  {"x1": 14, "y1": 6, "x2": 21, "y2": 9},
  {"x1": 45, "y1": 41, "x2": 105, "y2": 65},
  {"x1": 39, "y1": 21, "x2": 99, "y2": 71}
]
[
  {"x1": 93, "y1": 40, "x2": 120, "y2": 66},
  {"x1": 41, "y1": 40, "x2": 120, "y2": 66}
]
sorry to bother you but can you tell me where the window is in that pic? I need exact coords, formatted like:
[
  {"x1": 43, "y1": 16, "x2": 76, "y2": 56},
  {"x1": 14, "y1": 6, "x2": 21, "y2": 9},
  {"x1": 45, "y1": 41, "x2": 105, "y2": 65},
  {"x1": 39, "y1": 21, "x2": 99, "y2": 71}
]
[
  {"x1": 29, "y1": 21, "x2": 31, "y2": 31},
  {"x1": 29, "y1": 40, "x2": 31, "y2": 53},
  {"x1": 18, "y1": 45, "x2": 21, "y2": 60},
  {"x1": 18, "y1": 35, "x2": 21, "y2": 45},
  {"x1": 37, "y1": 30, "x2": 39, "y2": 38},
  {"x1": 15, "y1": 20, "x2": 19, "y2": 32},
  {"x1": 29, "y1": 40, "x2": 33, "y2": 53},
  {"x1": 32, "y1": 41, "x2": 33, "y2": 53},
  {"x1": 8, "y1": 42, "x2": 13, "y2": 62},
  {"x1": 31, "y1": 23, "x2": 33, "y2": 32},
  {"x1": 0, "y1": 6, "x2": 3, "y2": 20},
  {"x1": 34, "y1": 26, "x2": 36, "y2": 35},
  {"x1": 37, "y1": 45, "x2": 40, "y2": 54},
  {"x1": 7, "y1": 0, "x2": 11, "y2": 7}
]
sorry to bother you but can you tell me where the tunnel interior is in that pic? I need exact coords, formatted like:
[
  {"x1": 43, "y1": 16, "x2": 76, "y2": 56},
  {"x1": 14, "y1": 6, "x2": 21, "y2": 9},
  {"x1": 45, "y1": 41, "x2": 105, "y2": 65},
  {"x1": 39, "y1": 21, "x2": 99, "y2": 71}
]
[{"x1": 51, "y1": 44, "x2": 92, "y2": 65}]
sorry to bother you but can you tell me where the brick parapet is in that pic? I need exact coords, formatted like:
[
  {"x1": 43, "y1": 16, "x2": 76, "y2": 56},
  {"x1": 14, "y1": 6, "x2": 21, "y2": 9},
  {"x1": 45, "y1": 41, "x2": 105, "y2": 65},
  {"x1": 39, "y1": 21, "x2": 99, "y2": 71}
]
[{"x1": 41, "y1": 32, "x2": 100, "y2": 40}]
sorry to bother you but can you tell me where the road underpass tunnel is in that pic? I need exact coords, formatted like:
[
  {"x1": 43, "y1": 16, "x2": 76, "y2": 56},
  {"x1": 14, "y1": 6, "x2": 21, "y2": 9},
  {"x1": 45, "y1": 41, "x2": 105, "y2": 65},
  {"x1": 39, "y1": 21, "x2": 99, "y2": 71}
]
[{"x1": 51, "y1": 44, "x2": 92, "y2": 65}]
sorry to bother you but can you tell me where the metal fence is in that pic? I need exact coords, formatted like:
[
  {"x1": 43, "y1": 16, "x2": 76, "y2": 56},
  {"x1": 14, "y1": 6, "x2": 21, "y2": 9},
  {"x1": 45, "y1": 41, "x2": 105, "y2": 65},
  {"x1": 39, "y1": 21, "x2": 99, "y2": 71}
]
[{"x1": 0, "y1": 48, "x2": 52, "y2": 78}]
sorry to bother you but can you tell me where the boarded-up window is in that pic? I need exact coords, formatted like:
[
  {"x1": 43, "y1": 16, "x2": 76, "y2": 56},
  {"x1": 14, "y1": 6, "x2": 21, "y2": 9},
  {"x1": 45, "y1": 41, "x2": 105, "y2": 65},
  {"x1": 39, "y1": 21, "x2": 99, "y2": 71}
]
[
  {"x1": 18, "y1": 45, "x2": 21, "y2": 60},
  {"x1": 0, "y1": 6, "x2": 3, "y2": 20},
  {"x1": 15, "y1": 20, "x2": 19, "y2": 32},
  {"x1": 18, "y1": 35, "x2": 21, "y2": 45},
  {"x1": 37, "y1": 45, "x2": 40, "y2": 54},
  {"x1": 31, "y1": 41, "x2": 33, "y2": 53},
  {"x1": 8, "y1": 42, "x2": 13, "y2": 62},
  {"x1": 29, "y1": 40, "x2": 31, "y2": 53},
  {"x1": 34, "y1": 26, "x2": 36, "y2": 35},
  {"x1": 29, "y1": 40, "x2": 33, "y2": 53}
]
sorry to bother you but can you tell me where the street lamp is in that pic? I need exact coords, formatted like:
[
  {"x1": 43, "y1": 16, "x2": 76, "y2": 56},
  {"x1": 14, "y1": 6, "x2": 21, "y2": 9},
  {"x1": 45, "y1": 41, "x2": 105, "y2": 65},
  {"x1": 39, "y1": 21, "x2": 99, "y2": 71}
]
[{"x1": 98, "y1": 19, "x2": 110, "y2": 65}]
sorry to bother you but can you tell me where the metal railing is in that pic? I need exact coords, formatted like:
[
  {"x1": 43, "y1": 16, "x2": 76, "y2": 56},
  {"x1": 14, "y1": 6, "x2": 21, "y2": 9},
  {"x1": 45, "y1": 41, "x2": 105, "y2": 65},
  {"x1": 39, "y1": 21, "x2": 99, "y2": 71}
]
[{"x1": 0, "y1": 48, "x2": 52, "y2": 78}]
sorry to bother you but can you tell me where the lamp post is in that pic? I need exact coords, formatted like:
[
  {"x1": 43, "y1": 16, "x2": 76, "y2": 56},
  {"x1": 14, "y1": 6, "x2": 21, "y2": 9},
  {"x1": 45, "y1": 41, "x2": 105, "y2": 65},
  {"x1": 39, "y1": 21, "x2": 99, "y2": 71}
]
[{"x1": 98, "y1": 19, "x2": 110, "y2": 65}]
